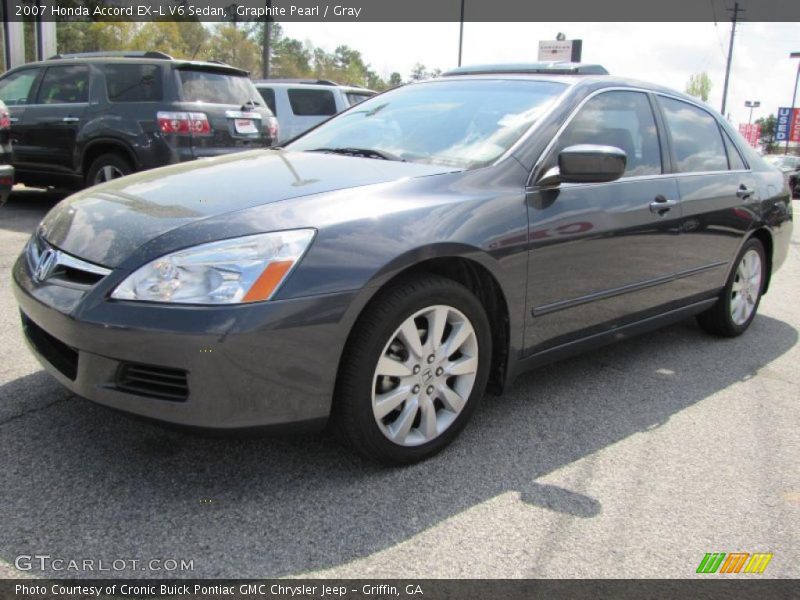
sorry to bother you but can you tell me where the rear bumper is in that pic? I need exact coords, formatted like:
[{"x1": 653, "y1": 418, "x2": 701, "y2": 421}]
[
  {"x1": 0, "y1": 164, "x2": 14, "y2": 205},
  {"x1": 12, "y1": 254, "x2": 355, "y2": 431}
]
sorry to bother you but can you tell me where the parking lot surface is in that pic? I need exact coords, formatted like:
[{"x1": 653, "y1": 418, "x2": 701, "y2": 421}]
[{"x1": 0, "y1": 189, "x2": 798, "y2": 579}]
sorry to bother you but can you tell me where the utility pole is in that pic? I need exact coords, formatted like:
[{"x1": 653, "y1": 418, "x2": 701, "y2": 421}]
[
  {"x1": 720, "y1": 2, "x2": 743, "y2": 118},
  {"x1": 458, "y1": 0, "x2": 465, "y2": 67},
  {"x1": 785, "y1": 53, "x2": 800, "y2": 154},
  {"x1": 262, "y1": 0, "x2": 272, "y2": 79}
]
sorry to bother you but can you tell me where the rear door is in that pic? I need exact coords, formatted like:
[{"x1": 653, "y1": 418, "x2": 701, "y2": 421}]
[
  {"x1": 174, "y1": 66, "x2": 274, "y2": 157},
  {"x1": 525, "y1": 89, "x2": 682, "y2": 353},
  {"x1": 17, "y1": 64, "x2": 90, "y2": 174},
  {"x1": 656, "y1": 95, "x2": 755, "y2": 299}
]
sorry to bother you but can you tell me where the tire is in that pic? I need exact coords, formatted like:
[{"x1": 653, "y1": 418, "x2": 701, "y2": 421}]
[
  {"x1": 334, "y1": 275, "x2": 492, "y2": 465},
  {"x1": 85, "y1": 153, "x2": 133, "y2": 187},
  {"x1": 697, "y1": 237, "x2": 766, "y2": 337}
]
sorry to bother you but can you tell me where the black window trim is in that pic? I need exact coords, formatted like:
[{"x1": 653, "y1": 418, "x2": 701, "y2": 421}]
[
  {"x1": 528, "y1": 86, "x2": 752, "y2": 189},
  {"x1": 31, "y1": 64, "x2": 91, "y2": 107}
]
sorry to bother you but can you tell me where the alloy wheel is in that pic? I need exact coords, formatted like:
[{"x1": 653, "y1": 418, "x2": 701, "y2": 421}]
[
  {"x1": 730, "y1": 248, "x2": 762, "y2": 326},
  {"x1": 94, "y1": 165, "x2": 124, "y2": 184},
  {"x1": 371, "y1": 304, "x2": 479, "y2": 447}
]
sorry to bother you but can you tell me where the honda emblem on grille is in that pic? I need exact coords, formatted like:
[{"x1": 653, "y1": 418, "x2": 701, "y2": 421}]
[{"x1": 34, "y1": 247, "x2": 57, "y2": 281}]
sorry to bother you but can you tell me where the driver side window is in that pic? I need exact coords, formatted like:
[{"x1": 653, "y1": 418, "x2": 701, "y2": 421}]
[{"x1": 554, "y1": 90, "x2": 663, "y2": 178}]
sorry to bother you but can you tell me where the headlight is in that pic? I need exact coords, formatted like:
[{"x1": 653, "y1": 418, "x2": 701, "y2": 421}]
[{"x1": 111, "y1": 229, "x2": 315, "y2": 304}]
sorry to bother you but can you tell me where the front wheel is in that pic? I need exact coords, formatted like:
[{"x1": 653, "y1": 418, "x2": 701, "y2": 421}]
[
  {"x1": 334, "y1": 276, "x2": 492, "y2": 465},
  {"x1": 697, "y1": 238, "x2": 766, "y2": 337}
]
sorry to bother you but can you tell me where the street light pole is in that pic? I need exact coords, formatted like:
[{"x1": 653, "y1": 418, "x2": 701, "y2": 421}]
[
  {"x1": 785, "y1": 52, "x2": 800, "y2": 155},
  {"x1": 745, "y1": 100, "x2": 760, "y2": 126}
]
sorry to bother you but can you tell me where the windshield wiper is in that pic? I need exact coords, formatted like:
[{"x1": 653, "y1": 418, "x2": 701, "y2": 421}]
[
  {"x1": 307, "y1": 147, "x2": 406, "y2": 162},
  {"x1": 241, "y1": 99, "x2": 262, "y2": 109}
]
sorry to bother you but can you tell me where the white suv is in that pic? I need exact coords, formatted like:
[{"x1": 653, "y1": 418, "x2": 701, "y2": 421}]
[{"x1": 253, "y1": 80, "x2": 376, "y2": 143}]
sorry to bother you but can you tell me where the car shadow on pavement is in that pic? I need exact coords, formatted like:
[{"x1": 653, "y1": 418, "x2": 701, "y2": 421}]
[
  {"x1": 0, "y1": 314, "x2": 795, "y2": 578},
  {"x1": 0, "y1": 189, "x2": 68, "y2": 235}
]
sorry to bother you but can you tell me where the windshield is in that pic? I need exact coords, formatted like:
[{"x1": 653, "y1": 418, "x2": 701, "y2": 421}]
[
  {"x1": 287, "y1": 79, "x2": 566, "y2": 168},
  {"x1": 178, "y1": 69, "x2": 262, "y2": 106}
]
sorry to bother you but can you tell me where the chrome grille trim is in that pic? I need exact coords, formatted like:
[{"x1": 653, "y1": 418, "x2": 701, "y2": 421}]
[{"x1": 26, "y1": 236, "x2": 112, "y2": 285}]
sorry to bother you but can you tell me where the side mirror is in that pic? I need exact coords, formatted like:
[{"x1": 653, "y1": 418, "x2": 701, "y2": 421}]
[{"x1": 539, "y1": 144, "x2": 627, "y2": 186}]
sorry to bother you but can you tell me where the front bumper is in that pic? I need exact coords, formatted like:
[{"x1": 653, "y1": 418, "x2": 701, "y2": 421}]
[{"x1": 12, "y1": 252, "x2": 356, "y2": 431}]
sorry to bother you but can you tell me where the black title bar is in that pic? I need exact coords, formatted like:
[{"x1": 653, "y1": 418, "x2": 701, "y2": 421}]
[{"x1": 3, "y1": 0, "x2": 800, "y2": 22}]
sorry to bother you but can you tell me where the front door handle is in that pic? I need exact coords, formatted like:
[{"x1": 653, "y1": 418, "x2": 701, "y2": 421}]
[
  {"x1": 736, "y1": 184, "x2": 754, "y2": 199},
  {"x1": 649, "y1": 195, "x2": 679, "y2": 215},
  {"x1": 8, "y1": 117, "x2": 19, "y2": 123},
  {"x1": 61, "y1": 117, "x2": 79, "y2": 123}
]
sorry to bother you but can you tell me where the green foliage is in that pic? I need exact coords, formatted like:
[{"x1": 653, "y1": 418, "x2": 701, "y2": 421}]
[
  {"x1": 52, "y1": 21, "x2": 437, "y2": 91},
  {"x1": 755, "y1": 114, "x2": 778, "y2": 153},
  {"x1": 686, "y1": 72, "x2": 712, "y2": 102}
]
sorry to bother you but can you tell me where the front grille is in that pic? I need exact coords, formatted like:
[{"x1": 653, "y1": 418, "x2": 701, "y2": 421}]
[
  {"x1": 115, "y1": 363, "x2": 189, "y2": 402},
  {"x1": 21, "y1": 313, "x2": 78, "y2": 380},
  {"x1": 27, "y1": 235, "x2": 110, "y2": 287}
]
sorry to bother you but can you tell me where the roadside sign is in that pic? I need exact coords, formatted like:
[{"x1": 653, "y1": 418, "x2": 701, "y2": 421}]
[
  {"x1": 738, "y1": 123, "x2": 761, "y2": 148},
  {"x1": 775, "y1": 107, "x2": 800, "y2": 142},
  {"x1": 538, "y1": 39, "x2": 582, "y2": 62}
]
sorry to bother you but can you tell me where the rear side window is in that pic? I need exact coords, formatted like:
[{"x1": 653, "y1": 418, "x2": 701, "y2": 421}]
[
  {"x1": 179, "y1": 69, "x2": 260, "y2": 105},
  {"x1": 0, "y1": 69, "x2": 40, "y2": 105},
  {"x1": 288, "y1": 89, "x2": 336, "y2": 116},
  {"x1": 556, "y1": 90, "x2": 662, "y2": 177},
  {"x1": 103, "y1": 64, "x2": 162, "y2": 102},
  {"x1": 346, "y1": 92, "x2": 373, "y2": 106},
  {"x1": 37, "y1": 66, "x2": 89, "y2": 104},
  {"x1": 258, "y1": 87, "x2": 277, "y2": 114},
  {"x1": 658, "y1": 97, "x2": 728, "y2": 173}
]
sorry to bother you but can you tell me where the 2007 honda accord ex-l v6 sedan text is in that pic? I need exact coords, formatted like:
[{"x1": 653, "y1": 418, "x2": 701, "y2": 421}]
[{"x1": 13, "y1": 63, "x2": 793, "y2": 464}]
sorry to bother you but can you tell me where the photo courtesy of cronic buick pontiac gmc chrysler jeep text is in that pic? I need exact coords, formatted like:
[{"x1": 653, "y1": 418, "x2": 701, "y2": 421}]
[{"x1": 12, "y1": 63, "x2": 793, "y2": 465}]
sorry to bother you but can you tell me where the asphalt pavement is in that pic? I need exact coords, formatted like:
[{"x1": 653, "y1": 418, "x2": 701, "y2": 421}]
[{"x1": 0, "y1": 188, "x2": 798, "y2": 579}]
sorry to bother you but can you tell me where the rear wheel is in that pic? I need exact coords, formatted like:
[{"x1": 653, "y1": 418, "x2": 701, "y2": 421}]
[
  {"x1": 697, "y1": 238, "x2": 765, "y2": 337},
  {"x1": 334, "y1": 276, "x2": 491, "y2": 465},
  {"x1": 86, "y1": 153, "x2": 133, "y2": 187}
]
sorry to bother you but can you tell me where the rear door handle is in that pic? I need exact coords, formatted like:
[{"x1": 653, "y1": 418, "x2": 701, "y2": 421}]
[
  {"x1": 736, "y1": 184, "x2": 754, "y2": 199},
  {"x1": 8, "y1": 117, "x2": 18, "y2": 123},
  {"x1": 649, "y1": 196, "x2": 679, "y2": 215},
  {"x1": 61, "y1": 117, "x2": 79, "y2": 123}
]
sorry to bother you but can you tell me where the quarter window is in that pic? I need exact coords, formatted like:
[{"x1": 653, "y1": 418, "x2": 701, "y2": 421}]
[
  {"x1": 258, "y1": 87, "x2": 277, "y2": 115},
  {"x1": 37, "y1": 66, "x2": 89, "y2": 104},
  {"x1": 0, "y1": 69, "x2": 40, "y2": 106},
  {"x1": 721, "y1": 129, "x2": 747, "y2": 170},
  {"x1": 288, "y1": 89, "x2": 336, "y2": 116},
  {"x1": 555, "y1": 91, "x2": 662, "y2": 177},
  {"x1": 658, "y1": 97, "x2": 728, "y2": 173},
  {"x1": 103, "y1": 64, "x2": 162, "y2": 102}
]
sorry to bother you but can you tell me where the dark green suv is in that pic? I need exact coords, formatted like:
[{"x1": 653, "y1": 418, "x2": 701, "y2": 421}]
[{"x1": 0, "y1": 51, "x2": 277, "y2": 190}]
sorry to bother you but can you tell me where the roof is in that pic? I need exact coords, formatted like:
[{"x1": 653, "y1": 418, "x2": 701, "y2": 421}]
[
  {"x1": 442, "y1": 62, "x2": 609, "y2": 76},
  {"x1": 34, "y1": 51, "x2": 248, "y2": 76},
  {"x1": 254, "y1": 80, "x2": 375, "y2": 94}
]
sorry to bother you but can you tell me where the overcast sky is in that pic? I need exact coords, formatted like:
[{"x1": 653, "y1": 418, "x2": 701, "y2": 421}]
[{"x1": 281, "y1": 21, "x2": 799, "y2": 127}]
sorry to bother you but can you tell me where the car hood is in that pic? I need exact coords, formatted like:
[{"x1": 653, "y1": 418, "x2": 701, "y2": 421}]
[{"x1": 38, "y1": 150, "x2": 458, "y2": 268}]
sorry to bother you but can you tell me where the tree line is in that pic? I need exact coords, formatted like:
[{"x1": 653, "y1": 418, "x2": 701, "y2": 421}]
[{"x1": 51, "y1": 21, "x2": 441, "y2": 90}]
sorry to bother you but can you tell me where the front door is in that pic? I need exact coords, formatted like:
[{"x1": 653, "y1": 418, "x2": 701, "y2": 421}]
[{"x1": 524, "y1": 89, "x2": 682, "y2": 354}]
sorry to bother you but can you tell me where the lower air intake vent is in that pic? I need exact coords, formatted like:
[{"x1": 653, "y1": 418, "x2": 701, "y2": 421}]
[{"x1": 116, "y1": 363, "x2": 189, "y2": 402}]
